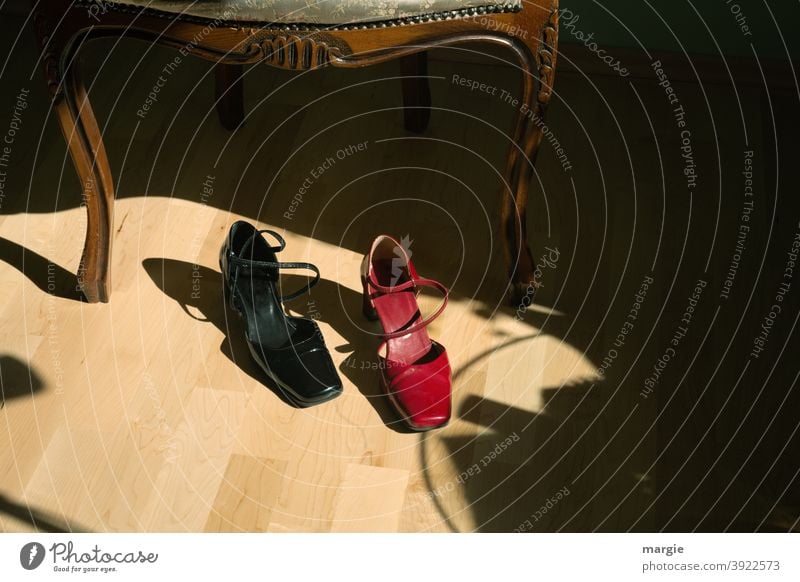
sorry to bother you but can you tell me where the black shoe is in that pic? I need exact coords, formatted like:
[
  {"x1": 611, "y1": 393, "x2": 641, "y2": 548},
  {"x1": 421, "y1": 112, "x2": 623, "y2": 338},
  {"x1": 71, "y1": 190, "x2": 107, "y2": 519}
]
[{"x1": 220, "y1": 221, "x2": 342, "y2": 406}]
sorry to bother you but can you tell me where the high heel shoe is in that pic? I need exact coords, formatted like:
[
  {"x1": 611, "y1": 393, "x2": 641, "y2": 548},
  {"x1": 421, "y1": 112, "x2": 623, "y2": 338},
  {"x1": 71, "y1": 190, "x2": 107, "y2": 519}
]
[
  {"x1": 220, "y1": 221, "x2": 342, "y2": 406},
  {"x1": 361, "y1": 235, "x2": 451, "y2": 431}
]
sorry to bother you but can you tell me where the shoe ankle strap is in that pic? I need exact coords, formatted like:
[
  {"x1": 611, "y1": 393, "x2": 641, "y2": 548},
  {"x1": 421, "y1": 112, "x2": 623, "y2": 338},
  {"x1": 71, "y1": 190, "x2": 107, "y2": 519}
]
[
  {"x1": 364, "y1": 274, "x2": 446, "y2": 296},
  {"x1": 365, "y1": 276, "x2": 449, "y2": 340},
  {"x1": 229, "y1": 229, "x2": 320, "y2": 301}
]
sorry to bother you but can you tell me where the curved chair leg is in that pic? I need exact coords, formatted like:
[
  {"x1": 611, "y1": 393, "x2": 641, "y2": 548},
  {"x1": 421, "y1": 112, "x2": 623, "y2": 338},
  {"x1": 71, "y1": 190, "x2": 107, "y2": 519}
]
[
  {"x1": 56, "y1": 62, "x2": 115, "y2": 303},
  {"x1": 400, "y1": 52, "x2": 431, "y2": 133},
  {"x1": 215, "y1": 63, "x2": 245, "y2": 130},
  {"x1": 501, "y1": 8, "x2": 558, "y2": 306},
  {"x1": 34, "y1": 10, "x2": 114, "y2": 303}
]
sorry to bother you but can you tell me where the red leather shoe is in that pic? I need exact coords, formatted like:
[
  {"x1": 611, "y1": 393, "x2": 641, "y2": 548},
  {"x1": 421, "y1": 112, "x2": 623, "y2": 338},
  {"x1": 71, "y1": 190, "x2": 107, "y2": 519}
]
[{"x1": 361, "y1": 235, "x2": 451, "y2": 431}]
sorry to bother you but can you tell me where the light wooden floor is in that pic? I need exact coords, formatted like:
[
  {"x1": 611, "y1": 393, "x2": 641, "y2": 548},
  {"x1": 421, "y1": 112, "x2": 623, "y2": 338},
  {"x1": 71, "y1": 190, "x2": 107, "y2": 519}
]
[{"x1": 1, "y1": 14, "x2": 798, "y2": 532}]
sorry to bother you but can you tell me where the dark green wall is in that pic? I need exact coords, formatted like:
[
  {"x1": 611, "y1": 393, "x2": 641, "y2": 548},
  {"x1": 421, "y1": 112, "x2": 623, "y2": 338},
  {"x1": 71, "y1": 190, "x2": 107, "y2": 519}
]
[{"x1": 560, "y1": 1, "x2": 799, "y2": 60}]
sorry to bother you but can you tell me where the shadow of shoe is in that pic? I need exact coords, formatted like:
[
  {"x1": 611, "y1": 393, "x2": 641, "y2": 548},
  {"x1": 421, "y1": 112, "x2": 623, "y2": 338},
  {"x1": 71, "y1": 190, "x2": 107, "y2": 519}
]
[
  {"x1": 142, "y1": 257, "x2": 433, "y2": 430},
  {"x1": 281, "y1": 276, "x2": 419, "y2": 433},
  {"x1": 142, "y1": 257, "x2": 302, "y2": 407}
]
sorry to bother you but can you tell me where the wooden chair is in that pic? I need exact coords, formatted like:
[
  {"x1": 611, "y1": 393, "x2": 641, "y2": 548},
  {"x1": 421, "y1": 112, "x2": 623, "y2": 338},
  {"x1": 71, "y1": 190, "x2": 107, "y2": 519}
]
[{"x1": 32, "y1": 0, "x2": 559, "y2": 303}]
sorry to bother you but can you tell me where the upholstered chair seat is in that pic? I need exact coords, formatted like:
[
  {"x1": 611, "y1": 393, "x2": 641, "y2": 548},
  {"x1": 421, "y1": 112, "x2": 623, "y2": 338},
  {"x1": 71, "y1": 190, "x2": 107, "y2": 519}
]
[{"x1": 112, "y1": 0, "x2": 521, "y2": 24}]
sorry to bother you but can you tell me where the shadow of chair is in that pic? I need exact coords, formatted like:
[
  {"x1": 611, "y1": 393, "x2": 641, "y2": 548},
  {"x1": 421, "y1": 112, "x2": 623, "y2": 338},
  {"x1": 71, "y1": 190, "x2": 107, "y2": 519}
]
[
  {"x1": 0, "y1": 237, "x2": 82, "y2": 301},
  {"x1": 0, "y1": 354, "x2": 44, "y2": 408},
  {"x1": 0, "y1": 492, "x2": 88, "y2": 533}
]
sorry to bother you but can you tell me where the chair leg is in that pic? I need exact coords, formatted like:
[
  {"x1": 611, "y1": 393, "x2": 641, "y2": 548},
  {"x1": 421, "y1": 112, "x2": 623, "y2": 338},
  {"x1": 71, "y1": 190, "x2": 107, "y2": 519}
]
[
  {"x1": 45, "y1": 57, "x2": 114, "y2": 304},
  {"x1": 215, "y1": 63, "x2": 245, "y2": 130},
  {"x1": 501, "y1": 96, "x2": 540, "y2": 307},
  {"x1": 501, "y1": 11, "x2": 558, "y2": 307},
  {"x1": 400, "y1": 52, "x2": 431, "y2": 133}
]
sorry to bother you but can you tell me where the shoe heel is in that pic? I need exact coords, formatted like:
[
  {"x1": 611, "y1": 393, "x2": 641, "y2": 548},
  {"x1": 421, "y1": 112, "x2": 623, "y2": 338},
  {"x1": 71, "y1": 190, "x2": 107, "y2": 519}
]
[{"x1": 361, "y1": 275, "x2": 379, "y2": 321}]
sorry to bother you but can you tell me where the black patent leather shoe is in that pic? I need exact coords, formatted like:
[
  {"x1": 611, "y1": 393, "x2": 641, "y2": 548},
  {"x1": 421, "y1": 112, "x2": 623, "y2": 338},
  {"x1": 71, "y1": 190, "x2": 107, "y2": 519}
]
[{"x1": 219, "y1": 221, "x2": 342, "y2": 406}]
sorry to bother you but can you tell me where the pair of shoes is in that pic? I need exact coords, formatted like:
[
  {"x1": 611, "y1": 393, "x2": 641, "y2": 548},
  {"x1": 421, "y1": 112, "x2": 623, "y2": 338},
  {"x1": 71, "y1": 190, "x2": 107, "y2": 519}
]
[
  {"x1": 220, "y1": 222, "x2": 452, "y2": 430},
  {"x1": 220, "y1": 221, "x2": 342, "y2": 407}
]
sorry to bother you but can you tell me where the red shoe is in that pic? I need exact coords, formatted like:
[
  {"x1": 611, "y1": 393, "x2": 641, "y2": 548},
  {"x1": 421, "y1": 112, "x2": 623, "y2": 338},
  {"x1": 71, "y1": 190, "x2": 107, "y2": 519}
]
[{"x1": 361, "y1": 235, "x2": 451, "y2": 431}]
